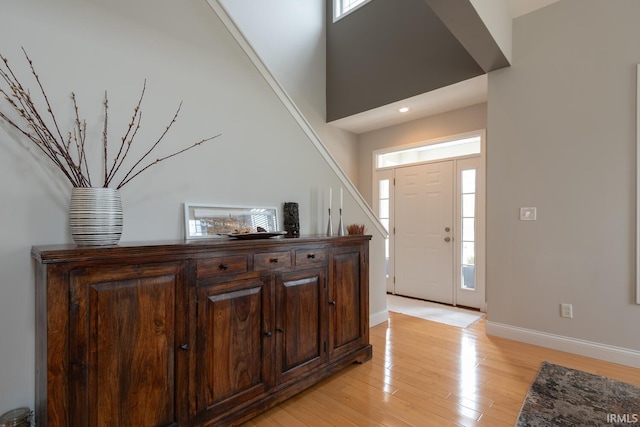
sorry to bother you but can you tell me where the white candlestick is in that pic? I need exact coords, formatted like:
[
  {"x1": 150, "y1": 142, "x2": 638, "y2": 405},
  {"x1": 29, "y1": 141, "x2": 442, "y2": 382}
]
[
  {"x1": 329, "y1": 187, "x2": 332, "y2": 209},
  {"x1": 340, "y1": 187, "x2": 343, "y2": 209}
]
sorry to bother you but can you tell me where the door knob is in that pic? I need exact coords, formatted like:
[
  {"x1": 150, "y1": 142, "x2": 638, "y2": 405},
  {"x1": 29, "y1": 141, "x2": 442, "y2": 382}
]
[{"x1": 444, "y1": 237, "x2": 451, "y2": 242}]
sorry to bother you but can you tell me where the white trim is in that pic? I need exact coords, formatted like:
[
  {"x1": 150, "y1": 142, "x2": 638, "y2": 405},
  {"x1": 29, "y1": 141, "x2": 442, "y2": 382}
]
[
  {"x1": 370, "y1": 309, "x2": 389, "y2": 327},
  {"x1": 373, "y1": 169, "x2": 395, "y2": 293},
  {"x1": 373, "y1": 129, "x2": 485, "y2": 172},
  {"x1": 206, "y1": 0, "x2": 387, "y2": 239},
  {"x1": 486, "y1": 321, "x2": 640, "y2": 368},
  {"x1": 455, "y1": 155, "x2": 486, "y2": 310},
  {"x1": 636, "y1": 64, "x2": 640, "y2": 304}
]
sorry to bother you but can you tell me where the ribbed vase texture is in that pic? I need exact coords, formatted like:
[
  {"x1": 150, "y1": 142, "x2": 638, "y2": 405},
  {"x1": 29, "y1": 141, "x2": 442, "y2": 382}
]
[{"x1": 69, "y1": 187, "x2": 123, "y2": 245}]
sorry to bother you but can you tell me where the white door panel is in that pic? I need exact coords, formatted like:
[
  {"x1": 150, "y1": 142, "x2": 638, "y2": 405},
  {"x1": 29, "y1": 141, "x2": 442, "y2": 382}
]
[{"x1": 395, "y1": 161, "x2": 453, "y2": 304}]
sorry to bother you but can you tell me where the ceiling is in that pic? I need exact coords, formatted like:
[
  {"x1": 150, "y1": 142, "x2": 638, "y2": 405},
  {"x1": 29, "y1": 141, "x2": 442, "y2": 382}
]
[{"x1": 328, "y1": 0, "x2": 560, "y2": 134}]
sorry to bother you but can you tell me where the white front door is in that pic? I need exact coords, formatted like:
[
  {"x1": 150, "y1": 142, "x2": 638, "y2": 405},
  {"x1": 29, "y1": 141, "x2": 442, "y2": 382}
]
[{"x1": 395, "y1": 161, "x2": 454, "y2": 304}]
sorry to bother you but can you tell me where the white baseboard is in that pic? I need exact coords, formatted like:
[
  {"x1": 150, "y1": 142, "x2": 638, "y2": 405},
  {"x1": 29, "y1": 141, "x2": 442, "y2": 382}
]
[
  {"x1": 370, "y1": 309, "x2": 389, "y2": 327},
  {"x1": 486, "y1": 321, "x2": 640, "y2": 368}
]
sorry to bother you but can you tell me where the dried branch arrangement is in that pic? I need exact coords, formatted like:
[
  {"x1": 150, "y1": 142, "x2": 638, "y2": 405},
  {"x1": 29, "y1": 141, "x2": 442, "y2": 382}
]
[{"x1": 0, "y1": 48, "x2": 220, "y2": 189}]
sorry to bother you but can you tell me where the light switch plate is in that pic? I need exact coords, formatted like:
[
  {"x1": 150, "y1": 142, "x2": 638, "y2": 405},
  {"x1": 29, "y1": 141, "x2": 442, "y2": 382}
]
[{"x1": 520, "y1": 207, "x2": 537, "y2": 221}]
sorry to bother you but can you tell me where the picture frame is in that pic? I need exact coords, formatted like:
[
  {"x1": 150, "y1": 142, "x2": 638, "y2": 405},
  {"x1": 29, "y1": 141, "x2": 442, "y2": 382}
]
[{"x1": 184, "y1": 203, "x2": 279, "y2": 240}]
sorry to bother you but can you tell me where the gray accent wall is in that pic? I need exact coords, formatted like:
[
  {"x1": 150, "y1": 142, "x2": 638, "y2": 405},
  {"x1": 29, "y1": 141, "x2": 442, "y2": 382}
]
[
  {"x1": 487, "y1": 0, "x2": 640, "y2": 351},
  {"x1": 424, "y1": 0, "x2": 510, "y2": 72},
  {"x1": 326, "y1": 0, "x2": 510, "y2": 122},
  {"x1": 326, "y1": 0, "x2": 485, "y2": 121}
]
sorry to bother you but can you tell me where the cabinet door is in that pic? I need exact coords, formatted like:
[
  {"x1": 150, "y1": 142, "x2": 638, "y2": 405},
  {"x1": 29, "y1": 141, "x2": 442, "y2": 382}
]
[
  {"x1": 275, "y1": 268, "x2": 326, "y2": 384},
  {"x1": 68, "y1": 262, "x2": 188, "y2": 427},
  {"x1": 195, "y1": 276, "x2": 274, "y2": 420},
  {"x1": 329, "y1": 245, "x2": 369, "y2": 360}
]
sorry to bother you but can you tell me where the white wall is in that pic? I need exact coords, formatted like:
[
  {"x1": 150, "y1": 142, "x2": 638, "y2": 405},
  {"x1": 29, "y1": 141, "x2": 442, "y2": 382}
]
[
  {"x1": 0, "y1": 0, "x2": 385, "y2": 414},
  {"x1": 217, "y1": 0, "x2": 360, "y2": 185},
  {"x1": 487, "y1": 0, "x2": 640, "y2": 353},
  {"x1": 356, "y1": 103, "x2": 487, "y2": 205}
]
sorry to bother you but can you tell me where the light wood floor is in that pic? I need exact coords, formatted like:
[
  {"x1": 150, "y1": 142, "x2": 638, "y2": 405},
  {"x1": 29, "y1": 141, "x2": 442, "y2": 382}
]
[{"x1": 243, "y1": 312, "x2": 640, "y2": 426}]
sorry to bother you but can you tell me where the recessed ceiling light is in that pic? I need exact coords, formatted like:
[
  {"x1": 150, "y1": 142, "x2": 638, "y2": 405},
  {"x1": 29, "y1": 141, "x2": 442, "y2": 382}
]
[{"x1": 398, "y1": 107, "x2": 410, "y2": 113}]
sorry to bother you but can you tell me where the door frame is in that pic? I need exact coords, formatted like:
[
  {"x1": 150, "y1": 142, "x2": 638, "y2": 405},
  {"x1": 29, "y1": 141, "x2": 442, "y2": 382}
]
[{"x1": 372, "y1": 130, "x2": 486, "y2": 310}]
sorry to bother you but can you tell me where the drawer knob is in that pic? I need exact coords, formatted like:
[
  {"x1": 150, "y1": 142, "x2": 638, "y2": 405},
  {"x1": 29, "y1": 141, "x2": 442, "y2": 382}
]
[
  {"x1": 307, "y1": 254, "x2": 316, "y2": 259},
  {"x1": 179, "y1": 344, "x2": 189, "y2": 351},
  {"x1": 270, "y1": 258, "x2": 279, "y2": 263},
  {"x1": 264, "y1": 331, "x2": 272, "y2": 337},
  {"x1": 219, "y1": 263, "x2": 229, "y2": 270},
  {"x1": 329, "y1": 300, "x2": 336, "y2": 306},
  {"x1": 276, "y1": 328, "x2": 284, "y2": 333}
]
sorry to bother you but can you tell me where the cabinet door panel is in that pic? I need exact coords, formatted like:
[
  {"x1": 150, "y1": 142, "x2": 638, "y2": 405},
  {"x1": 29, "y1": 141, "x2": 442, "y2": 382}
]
[
  {"x1": 196, "y1": 276, "x2": 273, "y2": 417},
  {"x1": 69, "y1": 263, "x2": 186, "y2": 427},
  {"x1": 329, "y1": 249, "x2": 366, "y2": 359},
  {"x1": 276, "y1": 269, "x2": 326, "y2": 384}
]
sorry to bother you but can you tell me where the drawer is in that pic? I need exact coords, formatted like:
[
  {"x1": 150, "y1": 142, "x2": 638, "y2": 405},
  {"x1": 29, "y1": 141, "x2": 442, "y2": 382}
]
[
  {"x1": 295, "y1": 248, "x2": 327, "y2": 266},
  {"x1": 253, "y1": 251, "x2": 291, "y2": 271},
  {"x1": 197, "y1": 255, "x2": 248, "y2": 279}
]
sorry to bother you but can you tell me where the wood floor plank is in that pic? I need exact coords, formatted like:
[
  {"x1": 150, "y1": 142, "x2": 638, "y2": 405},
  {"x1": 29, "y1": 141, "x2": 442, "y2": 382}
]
[
  {"x1": 277, "y1": 394, "x2": 361, "y2": 427},
  {"x1": 241, "y1": 313, "x2": 640, "y2": 426}
]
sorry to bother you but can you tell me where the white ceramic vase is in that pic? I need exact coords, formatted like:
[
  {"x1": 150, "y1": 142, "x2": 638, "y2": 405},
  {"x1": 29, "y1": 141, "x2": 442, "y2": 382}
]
[{"x1": 69, "y1": 187, "x2": 123, "y2": 245}]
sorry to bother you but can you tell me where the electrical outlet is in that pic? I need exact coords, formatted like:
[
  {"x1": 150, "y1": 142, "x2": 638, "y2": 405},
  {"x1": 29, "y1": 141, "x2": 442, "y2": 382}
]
[{"x1": 560, "y1": 303, "x2": 573, "y2": 318}]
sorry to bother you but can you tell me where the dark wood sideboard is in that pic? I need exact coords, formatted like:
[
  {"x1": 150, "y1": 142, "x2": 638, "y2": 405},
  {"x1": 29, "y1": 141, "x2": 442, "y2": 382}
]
[{"x1": 33, "y1": 235, "x2": 372, "y2": 426}]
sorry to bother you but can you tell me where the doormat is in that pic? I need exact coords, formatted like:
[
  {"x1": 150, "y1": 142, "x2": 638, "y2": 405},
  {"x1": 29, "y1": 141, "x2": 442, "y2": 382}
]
[
  {"x1": 515, "y1": 361, "x2": 640, "y2": 426},
  {"x1": 386, "y1": 294, "x2": 484, "y2": 328}
]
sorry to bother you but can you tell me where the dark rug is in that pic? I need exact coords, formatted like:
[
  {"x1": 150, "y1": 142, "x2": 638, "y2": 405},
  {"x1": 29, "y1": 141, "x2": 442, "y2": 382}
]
[{"x1": 515, "y1": 361, "x2": 640, "y2": 427}]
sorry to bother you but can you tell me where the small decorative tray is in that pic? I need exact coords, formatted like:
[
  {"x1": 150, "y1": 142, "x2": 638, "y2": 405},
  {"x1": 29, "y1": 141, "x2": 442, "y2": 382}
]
[{"x1": 226, "y1": 231, "x2": 287, "y2": 240}]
